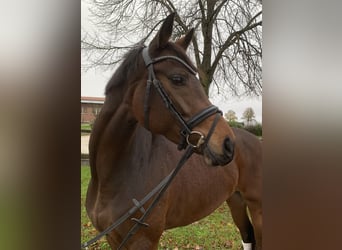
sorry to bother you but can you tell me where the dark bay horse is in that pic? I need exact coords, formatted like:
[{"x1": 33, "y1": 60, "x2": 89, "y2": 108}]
[{"x1": 86, "y1": 13, "x2": 262, "y2": 250}]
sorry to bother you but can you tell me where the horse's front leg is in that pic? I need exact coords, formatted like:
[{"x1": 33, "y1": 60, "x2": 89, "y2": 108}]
[
  {"x1": 242, "y1": 180, "x2": 262, "y2": 250},
  {"x1": 246, "y1": 199, "x2": 262, "y2": 250},
  {"x1": 227, "y1": 191, "x2": 255, "y2": 250}
]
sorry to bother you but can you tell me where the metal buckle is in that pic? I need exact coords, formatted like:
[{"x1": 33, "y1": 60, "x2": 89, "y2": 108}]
[{"x1": 186, "y1": 131, "x2": 205, "y2": 148}]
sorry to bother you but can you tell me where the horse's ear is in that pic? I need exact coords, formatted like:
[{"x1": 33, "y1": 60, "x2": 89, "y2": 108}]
[
  {"x1": 175, "y1": 28, "x2": 194, "y2": 51},
  {"x1": 149, "y1": 13, "x2": 175, "y2": 50}
]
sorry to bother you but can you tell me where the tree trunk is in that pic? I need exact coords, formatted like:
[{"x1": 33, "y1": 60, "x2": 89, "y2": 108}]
[{"x1": 198, "y1": 0, "x2": 216, "y2": 96}]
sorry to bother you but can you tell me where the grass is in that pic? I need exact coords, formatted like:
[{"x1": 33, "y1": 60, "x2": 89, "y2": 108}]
[
  {"x1": 81, "y1": 166, "x2": 110, "y2": 249},
  {"x1": 81, "y1": 166, "x2": 243, "y2": 249},
  {"x1": 81, "y1": 123, "x2": 92, "y2": 133}
]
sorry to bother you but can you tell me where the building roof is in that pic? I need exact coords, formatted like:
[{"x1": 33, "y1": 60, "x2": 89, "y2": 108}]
[{"x1": 81, "y1": 96, "x2": 105, "y2": 104}]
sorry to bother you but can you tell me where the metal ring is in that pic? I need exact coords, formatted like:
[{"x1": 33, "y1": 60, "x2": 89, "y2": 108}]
[{"x1": 186, "y1": 131, "x2": 205, "y2": 148}]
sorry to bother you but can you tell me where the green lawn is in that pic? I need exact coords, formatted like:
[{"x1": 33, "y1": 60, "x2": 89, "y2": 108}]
[
  {"x1": 81, "y1": 166, "x2": 242, "y2": 249},
  {"x1": 81, "y1": 123, "x2": 92, "y2": 132}
]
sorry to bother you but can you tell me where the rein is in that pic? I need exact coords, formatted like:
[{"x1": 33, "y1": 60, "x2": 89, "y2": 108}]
[
  {"x1": 81, "y1": 146, "x2": 194, "y2": 250},
  {"x1": 81, "y1": 47, "x2": 222, "y2": 249}
]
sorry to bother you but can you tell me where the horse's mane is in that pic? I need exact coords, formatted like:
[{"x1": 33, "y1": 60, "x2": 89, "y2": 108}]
[
  {"x1": 105, "y1": 42, "x2": 145, "y2": 95},
  {"x1": 105, "y1": 41, "x2": 197, "y2": 95}
]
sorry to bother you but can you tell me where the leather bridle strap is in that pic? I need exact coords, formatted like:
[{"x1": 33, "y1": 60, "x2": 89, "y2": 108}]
[
  {"x1": 142, "y1": 47, "x2": 222, "y2": 150},
  {"x1": 178, "y1": 105, "x2": 222, "y2": 150},
  {"x1": 117, "y1": 145, "x2": 194, "y2": 249},
  {"x1": 145, "y1": 55, "x2": 197, "y2": 75},
  {"x1": 80, "y1": 146, "x2": 194, "y2": 250},
  {"x1": 142, "y1": 47, "x2": 192, "y2": 136}
]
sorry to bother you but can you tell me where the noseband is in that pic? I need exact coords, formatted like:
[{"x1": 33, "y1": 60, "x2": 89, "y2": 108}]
[{"x1": 142, "y1": 47, "x2": 222, "y2": 150}]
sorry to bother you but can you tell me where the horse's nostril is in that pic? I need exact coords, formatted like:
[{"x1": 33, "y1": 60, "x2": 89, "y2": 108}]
[{"x1": 223, "y1": 137, "x2": 235, "y2": 160}]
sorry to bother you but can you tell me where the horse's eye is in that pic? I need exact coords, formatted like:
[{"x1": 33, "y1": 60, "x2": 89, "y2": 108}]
[{"x1": 169, "y1": 75, "x2": 186, "y2": 86}]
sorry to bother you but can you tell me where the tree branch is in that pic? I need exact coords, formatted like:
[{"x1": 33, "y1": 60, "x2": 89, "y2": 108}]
[{"x1": 211, "y1": 11, "x2": 262, "y2": 74}]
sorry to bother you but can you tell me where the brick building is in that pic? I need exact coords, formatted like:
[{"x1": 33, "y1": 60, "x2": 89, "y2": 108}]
[{"x1": 81, "y1": 96, "x2": 105, "y2": 123}]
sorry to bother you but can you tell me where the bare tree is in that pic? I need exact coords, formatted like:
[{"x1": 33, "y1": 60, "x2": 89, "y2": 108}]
[
  {"x1": 242, "y1": 107, "x2": 256, "y2": 126},
  {"x1": 82, "y1": 0, "x2": 262, "y2": 96},
  {"x1": 224, "y1": 110, "x2": 238, "y2": 122}
]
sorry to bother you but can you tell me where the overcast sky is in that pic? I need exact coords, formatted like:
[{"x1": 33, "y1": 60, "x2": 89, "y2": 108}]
[{"x1": 81, "y1": 0, "x2": 262, "y2": 122}]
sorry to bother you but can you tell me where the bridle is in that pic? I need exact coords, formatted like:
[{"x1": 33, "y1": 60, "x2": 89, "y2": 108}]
[
  {"x1": 81, "y1": 47, "x2": 225, "y2": 250},
  {"x1": 142, "y1": 47, "x2": 222, "y2": 150}
]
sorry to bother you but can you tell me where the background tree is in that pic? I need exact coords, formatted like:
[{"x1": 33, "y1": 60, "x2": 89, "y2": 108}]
[
  {"x1": 242, "y1": 107, "x2": 255, "y2": 126},
  {"x1": 82, "y1": 0, "x2": 262, "y2": 97},
  {"x1": 224, "y1": 110, "x2": 238, "y2": 122}
]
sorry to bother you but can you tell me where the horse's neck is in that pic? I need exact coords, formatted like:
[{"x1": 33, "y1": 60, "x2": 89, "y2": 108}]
[{"x1": 91, "y1": 102, "x2": 153, "y2": 185}]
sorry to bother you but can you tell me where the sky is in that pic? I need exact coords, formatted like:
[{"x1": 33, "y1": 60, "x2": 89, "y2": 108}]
[{"x1": 81, "y1": 1, "x2": 262, "y2": 123}]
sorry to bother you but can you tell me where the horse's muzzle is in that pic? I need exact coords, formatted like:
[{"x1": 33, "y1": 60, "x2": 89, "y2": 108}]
[
  {"x1": 203, "y1": 137, "x2": 235, "y2": 166},
  {"x1": 223, "y1": 137, "x2": 235, "y2": 163}
]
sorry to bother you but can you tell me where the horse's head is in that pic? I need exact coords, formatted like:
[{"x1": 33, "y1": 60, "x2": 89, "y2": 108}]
[{"x1": 130, "y1": 13, "x2": 235, "y2": 166}]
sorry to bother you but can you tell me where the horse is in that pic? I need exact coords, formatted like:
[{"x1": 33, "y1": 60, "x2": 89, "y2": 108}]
[{"x1": 85, "y1": 13, "x2": 262, "y2": 250}]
